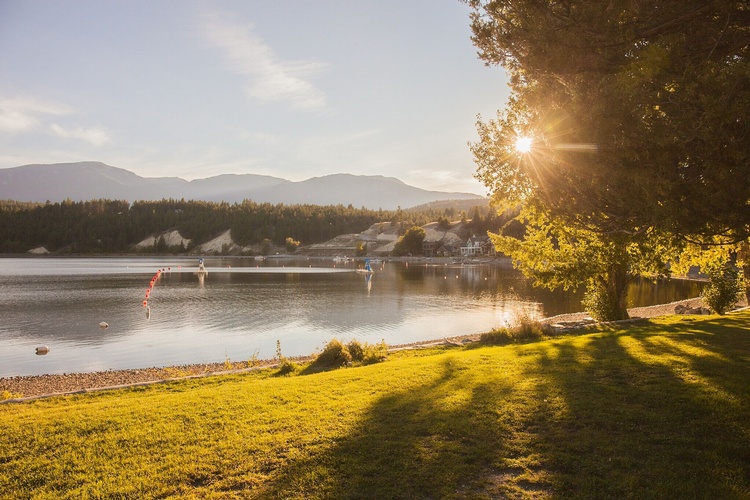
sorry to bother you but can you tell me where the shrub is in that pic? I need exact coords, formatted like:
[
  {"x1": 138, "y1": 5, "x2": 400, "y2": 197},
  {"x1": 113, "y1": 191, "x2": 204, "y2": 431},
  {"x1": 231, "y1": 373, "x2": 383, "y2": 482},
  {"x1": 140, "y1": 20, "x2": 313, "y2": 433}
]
[
  {"x1": 360, "y1": 340, "x2": 388, "y2": 365},
  {"x1": 480, "y1": 313, "x2": 548, "y2": 346},
  {"x1": 277, "y1": 358, "x2": 297, "y2": 375},
  {"x1": 308, "y1": 339, "x2": 388, "y2": 372},
  {"x1": 313, "y1": 339, "x2": 352, "y2": 369},
  {"x1": 346, "y1": 340, "x2": 365, "y2": 362},
  {"x1": 480, "y1": 327, "x2": 514, "y2": 346},
  {"x1": 702, "y1": 264, "x2": 744, "y2": 315},
  {"x1": 513, "y1": 313, "x2": 548, "y2": 342}
]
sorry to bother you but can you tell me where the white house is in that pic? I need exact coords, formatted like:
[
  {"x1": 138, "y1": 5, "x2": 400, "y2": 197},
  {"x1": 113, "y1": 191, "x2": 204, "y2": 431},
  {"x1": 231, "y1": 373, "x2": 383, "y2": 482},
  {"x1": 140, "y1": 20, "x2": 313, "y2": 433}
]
[{"x1": 460, "y1": 236, "x2": 491, "y2": 257}]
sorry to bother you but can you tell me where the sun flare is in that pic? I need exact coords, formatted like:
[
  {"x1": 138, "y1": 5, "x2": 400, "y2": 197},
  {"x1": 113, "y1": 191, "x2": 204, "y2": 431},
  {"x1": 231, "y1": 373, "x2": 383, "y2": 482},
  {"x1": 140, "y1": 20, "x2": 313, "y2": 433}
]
[{"x1": 515, "y1": 136, "x2": 533, "y2": 153}]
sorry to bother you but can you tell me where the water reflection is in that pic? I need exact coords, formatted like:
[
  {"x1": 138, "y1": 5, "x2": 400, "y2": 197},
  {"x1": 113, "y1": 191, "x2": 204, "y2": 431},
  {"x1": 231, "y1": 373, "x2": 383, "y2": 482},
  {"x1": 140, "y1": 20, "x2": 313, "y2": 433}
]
[{"x1": 0, "y1": 257, "x2": 703, "y2": 376}]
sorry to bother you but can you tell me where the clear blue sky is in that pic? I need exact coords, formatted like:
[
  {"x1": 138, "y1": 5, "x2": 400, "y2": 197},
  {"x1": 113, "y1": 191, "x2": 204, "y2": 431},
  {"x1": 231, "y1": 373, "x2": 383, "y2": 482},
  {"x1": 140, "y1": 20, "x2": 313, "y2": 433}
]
[{"x1": 0, "y1": 1, "x2": 508, "y2": 194}]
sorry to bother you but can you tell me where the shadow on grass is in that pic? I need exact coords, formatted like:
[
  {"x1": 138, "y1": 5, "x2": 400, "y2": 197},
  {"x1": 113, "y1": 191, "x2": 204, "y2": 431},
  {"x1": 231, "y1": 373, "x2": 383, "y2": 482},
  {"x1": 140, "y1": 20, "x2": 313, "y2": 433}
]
[
  {"x1": 259, "y1": 314, "x2": 750, "y2": 498},
  {"x1": 517, "y1": 315, "x2": 750, "y2": 498},
  {"x1": 261, "y1": 358, "x2": 520, "y2": 498}
]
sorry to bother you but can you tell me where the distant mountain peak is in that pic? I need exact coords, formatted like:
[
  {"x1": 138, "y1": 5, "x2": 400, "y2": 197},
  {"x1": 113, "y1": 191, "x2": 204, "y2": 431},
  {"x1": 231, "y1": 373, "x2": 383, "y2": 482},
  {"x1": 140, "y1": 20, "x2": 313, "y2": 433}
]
[{"x1": 0, "y1": 162, "x2": 484, "y2": 209}]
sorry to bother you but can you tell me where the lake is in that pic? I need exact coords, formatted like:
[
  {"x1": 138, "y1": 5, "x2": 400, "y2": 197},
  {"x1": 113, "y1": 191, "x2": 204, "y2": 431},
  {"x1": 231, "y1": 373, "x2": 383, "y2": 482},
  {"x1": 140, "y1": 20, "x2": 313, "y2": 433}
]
[{"x1": 0, "y1": 257, "x2": 703, "y2": 377}]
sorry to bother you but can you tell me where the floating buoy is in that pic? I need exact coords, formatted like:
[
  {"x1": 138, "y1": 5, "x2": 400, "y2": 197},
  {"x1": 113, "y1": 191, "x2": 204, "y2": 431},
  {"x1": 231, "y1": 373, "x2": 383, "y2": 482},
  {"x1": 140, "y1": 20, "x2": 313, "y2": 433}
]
[
  {"x1": 143, "y1": 300, "x2": 148, "y2": 306},
  {"x1": 99, "y1": 321, "x2": 109, "y2": 328},
  {"x1": 35, "y1": 345, "x2": 49, "y2": 355}
]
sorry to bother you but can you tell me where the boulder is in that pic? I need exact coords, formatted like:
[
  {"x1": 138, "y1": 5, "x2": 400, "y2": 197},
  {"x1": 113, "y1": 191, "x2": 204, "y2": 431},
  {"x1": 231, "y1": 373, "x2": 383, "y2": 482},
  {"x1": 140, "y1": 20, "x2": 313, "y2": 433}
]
[{"x1": 674, "y1": 304, "x2": 689, "y2": 314}]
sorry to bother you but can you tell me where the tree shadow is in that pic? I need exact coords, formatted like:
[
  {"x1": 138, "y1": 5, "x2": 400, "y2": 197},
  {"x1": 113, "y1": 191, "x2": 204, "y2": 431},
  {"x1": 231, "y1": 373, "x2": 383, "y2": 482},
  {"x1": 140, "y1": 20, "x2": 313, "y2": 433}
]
[
  {"x1": 259, "y1": 357, "x2": 522, "y2": 498},
  {"x1": 516, "y1": 318, "x2": 750, "y2": 498},
  {"x1": 246, "y1": 314, "x2": 750, "y2": 498}
]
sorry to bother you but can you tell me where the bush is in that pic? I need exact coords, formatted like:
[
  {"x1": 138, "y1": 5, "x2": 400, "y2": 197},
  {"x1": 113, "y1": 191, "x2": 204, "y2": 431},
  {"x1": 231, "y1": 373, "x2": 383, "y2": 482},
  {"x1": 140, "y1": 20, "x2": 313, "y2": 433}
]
[
  {"x1": 307, "y1": 339, "x2": 388, "y2": 372},
  {"x1": 360, "y1": 340, "x2": 388, "y2": 366},
  {"x1": 480, "y1": 313, "x2": 548, "y2": 346},
  {"x1": 702, "y1": 264, "x2": 744, "y2": 315},
  {"x1": 346, "y1": 340, "x2": 365, "y2": 362},
  {"x1": 514, "y1": 314, "x2": 549, "y2": 341},
  {"x1": 277, "y1": 358, "x2": 297, "y2": 375},
  {"x1": 313, "y1": 339, "x2": 352, "y2": 369},
  {"x1": 480, "y1": 328, "x2": 514, "y2": 346}
]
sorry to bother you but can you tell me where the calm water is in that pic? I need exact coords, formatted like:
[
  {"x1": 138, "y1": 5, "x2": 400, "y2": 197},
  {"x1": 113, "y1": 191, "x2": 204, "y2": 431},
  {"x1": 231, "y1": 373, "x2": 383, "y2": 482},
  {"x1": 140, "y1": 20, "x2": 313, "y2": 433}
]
[{"x1": 0, "y1": 257, "x2": 702, "y2": 377}]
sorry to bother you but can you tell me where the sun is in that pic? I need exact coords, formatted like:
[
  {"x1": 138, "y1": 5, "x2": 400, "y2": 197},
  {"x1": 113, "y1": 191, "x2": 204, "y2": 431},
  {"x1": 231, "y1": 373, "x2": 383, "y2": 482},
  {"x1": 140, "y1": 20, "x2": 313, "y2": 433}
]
[{"x1": 515, "y1": 136, "x2": 533, "y2": 153}]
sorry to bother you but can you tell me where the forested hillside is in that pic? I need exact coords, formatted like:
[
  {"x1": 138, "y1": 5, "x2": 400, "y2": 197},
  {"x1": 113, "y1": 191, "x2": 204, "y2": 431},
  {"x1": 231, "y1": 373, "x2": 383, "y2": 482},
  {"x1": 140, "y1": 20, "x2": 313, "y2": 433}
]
[{"x1": 0, "y1": 199, "x2": 502, "y2": 255}]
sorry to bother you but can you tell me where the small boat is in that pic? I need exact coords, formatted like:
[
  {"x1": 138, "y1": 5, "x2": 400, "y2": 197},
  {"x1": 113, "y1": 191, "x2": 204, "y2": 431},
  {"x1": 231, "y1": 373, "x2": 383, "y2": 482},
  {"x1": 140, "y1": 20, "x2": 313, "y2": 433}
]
[{"x1": 194, "y1": 258, "x2": 209, "y2": 276}]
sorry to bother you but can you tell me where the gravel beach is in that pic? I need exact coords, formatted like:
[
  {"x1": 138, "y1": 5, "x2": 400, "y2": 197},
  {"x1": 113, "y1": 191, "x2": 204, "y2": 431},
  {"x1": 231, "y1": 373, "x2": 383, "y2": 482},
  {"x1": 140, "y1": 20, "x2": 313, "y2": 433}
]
[{"x1": 2, "y1": 296, "x2": 745, "y2": 402}]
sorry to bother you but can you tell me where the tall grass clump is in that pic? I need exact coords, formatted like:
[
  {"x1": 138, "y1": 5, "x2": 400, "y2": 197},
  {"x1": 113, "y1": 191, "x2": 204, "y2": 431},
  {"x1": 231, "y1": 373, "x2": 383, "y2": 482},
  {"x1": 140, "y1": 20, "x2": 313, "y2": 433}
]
[
  {"x1": 347, "y1": 339, "x2": 388, "y2": 365},
  {"x1": 275, "y1": 340, "x2": 296, "y2": 375},
  {"x1": 480, "y1": 313, "x2": 551, "y2": 346}
]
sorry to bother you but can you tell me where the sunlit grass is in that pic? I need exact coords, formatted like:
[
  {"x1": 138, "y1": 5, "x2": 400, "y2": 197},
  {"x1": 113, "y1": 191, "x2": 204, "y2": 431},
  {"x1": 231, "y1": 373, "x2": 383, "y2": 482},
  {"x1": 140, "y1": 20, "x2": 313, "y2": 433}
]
[{"x1": 1, "y1": 311, "x2": 749, "y2": 498}]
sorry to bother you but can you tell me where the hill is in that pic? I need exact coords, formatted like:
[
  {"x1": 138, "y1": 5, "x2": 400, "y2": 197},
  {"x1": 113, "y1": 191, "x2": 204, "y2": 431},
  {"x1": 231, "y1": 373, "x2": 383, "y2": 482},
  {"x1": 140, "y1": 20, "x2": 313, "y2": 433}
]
[{"x1": 0, "y1": 162, "x2": 484, "y2": 210}]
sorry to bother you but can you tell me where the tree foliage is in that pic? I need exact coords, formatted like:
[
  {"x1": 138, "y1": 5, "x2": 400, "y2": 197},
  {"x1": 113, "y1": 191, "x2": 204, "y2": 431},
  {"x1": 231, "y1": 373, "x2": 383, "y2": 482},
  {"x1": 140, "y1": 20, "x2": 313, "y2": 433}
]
[
  {"x1": 492, "y1": 205, "x2": 674, "y2": 321},
  {"x1": 393, "y1": 226, "x2": 427, "y2": 257},
  {"x1": 467, "y1": 0, "x2": 750, "y2": 319},
  {"x1": 0, "y1": 199, "x2": 385, "y2": 254},
  {"x1": 468, "y1": 0, "x2": 750, "y2": 240},
  {"x1": 0, "y1": 199, "x2": 486, "y2": 255}
]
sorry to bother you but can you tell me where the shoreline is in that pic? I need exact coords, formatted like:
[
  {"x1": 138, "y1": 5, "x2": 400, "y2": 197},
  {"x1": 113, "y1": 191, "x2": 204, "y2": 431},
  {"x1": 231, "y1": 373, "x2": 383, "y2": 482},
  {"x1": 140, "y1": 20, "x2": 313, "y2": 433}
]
[{"x1": 4, "y1": 297, "x2": 746, "y2": 403}]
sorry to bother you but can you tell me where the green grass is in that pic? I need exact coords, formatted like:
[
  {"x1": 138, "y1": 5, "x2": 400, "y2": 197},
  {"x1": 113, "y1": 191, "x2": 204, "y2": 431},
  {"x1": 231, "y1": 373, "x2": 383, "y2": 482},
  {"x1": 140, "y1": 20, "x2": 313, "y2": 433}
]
[{"x1": 2, "y1": 312, "x2": 750, "y2": 498}]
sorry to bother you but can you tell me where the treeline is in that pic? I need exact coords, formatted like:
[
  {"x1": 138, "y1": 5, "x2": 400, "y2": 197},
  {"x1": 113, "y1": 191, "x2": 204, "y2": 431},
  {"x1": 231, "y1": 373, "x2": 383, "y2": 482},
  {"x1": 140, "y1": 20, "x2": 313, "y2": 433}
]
[{"x1": 0, "y1": 199, "x2": 502, "y2": 254}]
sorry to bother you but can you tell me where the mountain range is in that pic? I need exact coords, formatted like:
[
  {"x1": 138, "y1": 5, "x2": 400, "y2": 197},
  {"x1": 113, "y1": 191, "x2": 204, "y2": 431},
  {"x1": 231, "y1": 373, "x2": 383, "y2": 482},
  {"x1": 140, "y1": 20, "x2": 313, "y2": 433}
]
[{"x1": 0, "y1": 162, "x2": 485, "y2": 210}]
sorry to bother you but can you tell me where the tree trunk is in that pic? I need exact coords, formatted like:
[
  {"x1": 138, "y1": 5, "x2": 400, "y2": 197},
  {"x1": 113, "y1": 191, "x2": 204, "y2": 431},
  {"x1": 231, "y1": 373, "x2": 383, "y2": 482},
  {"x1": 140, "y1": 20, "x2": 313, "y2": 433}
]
[
  {"x1": 583, "y1": 244, "x2": 631, "y2": 322},
  {"x1": 739, "y1": 241, "x2": 750, "y2": 304},
  {"x1": 605, "y1": 261, "x2": 630, "y2": 321}
]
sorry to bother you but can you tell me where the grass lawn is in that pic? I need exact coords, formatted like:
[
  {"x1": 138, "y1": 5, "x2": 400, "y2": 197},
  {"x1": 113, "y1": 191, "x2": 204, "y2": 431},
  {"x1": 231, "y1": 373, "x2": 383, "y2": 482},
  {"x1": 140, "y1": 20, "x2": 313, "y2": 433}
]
[{"x1": 1, "y1": 311, "x2": 749, "y2": 499}]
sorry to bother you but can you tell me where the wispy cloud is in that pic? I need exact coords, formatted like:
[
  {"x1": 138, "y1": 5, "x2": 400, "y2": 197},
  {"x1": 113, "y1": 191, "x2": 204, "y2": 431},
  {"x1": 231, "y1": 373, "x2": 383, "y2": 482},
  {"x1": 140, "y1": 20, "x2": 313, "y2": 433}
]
[
  {"x1": 50, "y1": 123, "x2": 110, "y2": 146},
  {"x1": 204, "y1": 13, "x2": 327, "y2": 110},
  {"x1": 0, "y1": 96, "x2": 70, "y2": 132}
]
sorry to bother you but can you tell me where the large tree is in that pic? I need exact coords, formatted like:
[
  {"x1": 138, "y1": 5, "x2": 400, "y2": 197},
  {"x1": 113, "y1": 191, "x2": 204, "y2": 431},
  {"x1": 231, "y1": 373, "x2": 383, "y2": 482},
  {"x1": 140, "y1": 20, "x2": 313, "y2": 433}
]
[
  {"x1": 467, "y1": 0, "x2": 750, "y2": 240},
  {"x1": 490, "y1": 203, "x2": 677, "y2": 321}
]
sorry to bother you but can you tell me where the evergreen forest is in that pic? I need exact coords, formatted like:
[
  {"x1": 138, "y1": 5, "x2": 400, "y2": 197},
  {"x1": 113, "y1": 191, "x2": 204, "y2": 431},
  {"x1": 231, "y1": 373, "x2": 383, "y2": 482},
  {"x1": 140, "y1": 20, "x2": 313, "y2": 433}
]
[{"x1": 0, "y1": 198, "x2": 502, "y2": 255}]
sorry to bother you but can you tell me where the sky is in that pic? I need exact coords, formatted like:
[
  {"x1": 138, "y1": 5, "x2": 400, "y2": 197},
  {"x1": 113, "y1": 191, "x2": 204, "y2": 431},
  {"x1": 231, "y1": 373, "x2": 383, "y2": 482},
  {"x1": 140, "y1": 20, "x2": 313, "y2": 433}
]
[{"x1": 0, "y1": 1, "x2": 509, "y2": 195}]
